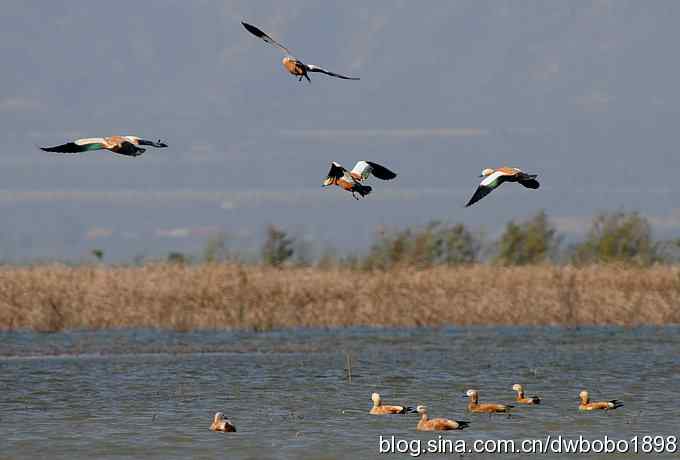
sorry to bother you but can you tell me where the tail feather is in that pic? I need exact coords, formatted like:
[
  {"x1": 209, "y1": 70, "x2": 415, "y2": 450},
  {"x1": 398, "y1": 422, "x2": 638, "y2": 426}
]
[
  {"x1": 355, "y1": 184, "x2": 372, "y2": 197},
  {"x1": 610, "y1": 400, "x2": 624, "y2": 409},
  {"x1": 403, "y1": 406, "x2": 417, "y2": 414},
  {"x1": 456, "y1": 420, "x2": 470, "y2": 429}
]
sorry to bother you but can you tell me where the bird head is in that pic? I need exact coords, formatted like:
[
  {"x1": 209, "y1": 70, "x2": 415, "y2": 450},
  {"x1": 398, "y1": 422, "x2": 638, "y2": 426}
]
[
  {"x1": 371, "y1": 392, "x2": 381, "y2": 405},
  {"x1": 512, "y1": 384, "x2": 523, "y2": 392},
  {"x1": 480, "y1": 168, "x2": 494, "y2": 178}
]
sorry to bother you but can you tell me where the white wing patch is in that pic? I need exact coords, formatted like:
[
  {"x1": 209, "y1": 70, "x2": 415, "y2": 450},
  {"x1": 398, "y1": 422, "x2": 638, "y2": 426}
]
[
  {"x1": 74, "y1": 137, "x2": 105, "y2": 146},
  {"x1": 480, "y1": 170, "x2": 507, "y2": 187},
  {"x1": 351, "y1": 161, "x2": 372, "y2": 181}
]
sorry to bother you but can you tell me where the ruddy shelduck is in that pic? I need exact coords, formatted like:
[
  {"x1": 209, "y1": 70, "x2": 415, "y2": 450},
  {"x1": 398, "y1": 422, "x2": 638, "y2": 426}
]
[
  {"x1": 241, "y1": 21, "x2": 360, "y2": 82},
  {"x1": 369, "y1": 392, "x2": 416, "y2": 415},
  {"x1": 416, "y1": 405, "x2": 469, "y2": 431},
  {"x1": 578, "y1": 390, "x2": 623, "y2": 411},
  {"x1": 512, "y1": 384, "x2": 541, "y2": 405},
  {"x1": 323, "y1": 160, "x2": 397, "y2": 199},
  {"x1": 40, "y1": 136, "x2": 168, "y2": 157},
  {"x1": 465, "y1": 167, "x2": 540, "y2": 207},
  {"x1": 465, "y1": 389, "x2": 513, "y2": 413},
  {"x1": 210, "y1": 412, "x2": 236, "y2": 432}
]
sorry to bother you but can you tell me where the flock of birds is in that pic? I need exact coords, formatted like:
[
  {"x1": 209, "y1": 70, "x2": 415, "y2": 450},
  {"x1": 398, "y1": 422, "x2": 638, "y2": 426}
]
[
  {"x1": 37, "y1": 21, "x2": 541, "y2": 208},
  {"x1": 211, "y1": 386, "x2": 623, "y2": 432}
]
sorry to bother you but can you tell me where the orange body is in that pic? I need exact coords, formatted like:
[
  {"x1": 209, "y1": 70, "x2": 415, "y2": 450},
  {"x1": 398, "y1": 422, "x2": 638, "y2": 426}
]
[
  {"x1": 370, "y1": 393, "x2": 412, "y2": 415},
  {"x1": 370, "y1": 405, "x2": 409, "y2": 415},
  {"x1": 417, "y1": 416, "x2": 460, "y2": 431},
  {"x1": 512, "y1": 385, "x2": 540, "y2": 404},
  {"x1": 416, "y1": 406, "x2": 467, "y2": 431},
  {"x1": 282, "y1": 57, "x2": 307, "y2": 77},
  {"x1": 578, "y1": 391, "x2": 622, "y2": 411},
  {"x1": 466, "y1": 390, "x2": 512, "y2": 413}
]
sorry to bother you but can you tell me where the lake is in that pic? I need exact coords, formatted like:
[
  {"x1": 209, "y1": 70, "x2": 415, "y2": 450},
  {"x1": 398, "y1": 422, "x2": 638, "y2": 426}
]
[{"x1": 1, "y1": 326, "x2": 678, "y2": 459}]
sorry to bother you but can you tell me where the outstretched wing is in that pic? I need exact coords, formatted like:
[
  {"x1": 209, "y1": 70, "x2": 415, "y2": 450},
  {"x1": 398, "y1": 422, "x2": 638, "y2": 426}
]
[
  {"x1": 241, "y1": 21, "x2": 291, "y2": 54},
  {"x1": 517, "y1": 173, "x2": 540, "y2": 189},
  {"x1": 365, "y1": 161, "x2": 397, "y2": 180},
  {"x1": 306, "y1": 64, "x2": 360, "y2": 80},
  {"x1": 325, "y1": 162, "x2": 347, "y2": 180},
  {"x1": 40, "y1": 138, "x2": 106, "y2": 154},
  {"x1": 465, "y1": 171, "x2": 508, "y2": 207}
]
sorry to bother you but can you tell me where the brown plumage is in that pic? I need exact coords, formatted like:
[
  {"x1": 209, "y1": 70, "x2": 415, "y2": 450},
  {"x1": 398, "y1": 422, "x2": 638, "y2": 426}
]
[
  {"x1": 465, "y1": 167, "x2": 540, "y2": 207},
  {"x1": 512, "y1": 384, "x2": 541, "y2": 404},
  {"x1": 466, "y1": 389, "x2": 513, "y2": 413},
  {"x1": 369, "y1": 392, "x2": 415, "y2": 415},
  {"x1": 210, "y1": 412, "x2": 236, "y2": 432},
  {"x1": 578, "y1": 390, "x2": 623, "y2": 411},
  {"x1": 241, "y1": 21, "x2": 359, "y2": 83},
  {"x1": 323, "y1": 161, "x2": 397, "y2": 199},
  {"x1": 416, "y1": 405, "x2": 469, "y2": 431},
  {"x1": 40, "y1": 135, "x2": 168, "y2": 157}
]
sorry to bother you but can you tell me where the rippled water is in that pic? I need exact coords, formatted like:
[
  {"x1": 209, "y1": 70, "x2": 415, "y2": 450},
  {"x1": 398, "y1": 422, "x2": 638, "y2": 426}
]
[{"x1": 1, "y1": 326, "x2": 679, "y2": 459}]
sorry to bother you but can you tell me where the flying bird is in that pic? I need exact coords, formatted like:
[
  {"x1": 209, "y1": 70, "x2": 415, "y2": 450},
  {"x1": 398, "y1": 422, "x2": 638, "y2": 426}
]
[
  {"x1": 416, "y1": 405, "x2": 469, "y2": 431},
  {"x1": 578, "y1": 390, "x2": 623, "y2": 411},
  {"x1": 241, "y1": 21, "x2": 360, "y2": 82},
  {"x1": 40, "y1": 135, "x2": 168, "y2": 157},
  {"x1": 465, "y1": 167, "x2": 539, "y2": 207},
  {"x1": 369, "y1": 392, "x2": 416, "y2": 415},
  {"x1": 322, "y1": 160, "x2": 397, "y2": 199}
]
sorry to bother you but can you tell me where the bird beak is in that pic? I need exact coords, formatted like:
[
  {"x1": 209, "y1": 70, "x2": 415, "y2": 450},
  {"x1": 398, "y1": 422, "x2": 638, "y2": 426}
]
[
  {"x1": 322, "y1": 177, "x2": 333, "y2": 187},
  {"x1": 478, "y1": 174, "x2": 483, "y2": 178},
  {"x1": 462, "y1": 395, "x2": 468, "y2": 398}
]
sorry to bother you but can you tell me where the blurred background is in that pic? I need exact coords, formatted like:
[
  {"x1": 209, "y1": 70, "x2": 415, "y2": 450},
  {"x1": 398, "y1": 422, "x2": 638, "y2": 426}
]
[{"x1": 2, "y1": 0, "x2": 679, "y2": 262}]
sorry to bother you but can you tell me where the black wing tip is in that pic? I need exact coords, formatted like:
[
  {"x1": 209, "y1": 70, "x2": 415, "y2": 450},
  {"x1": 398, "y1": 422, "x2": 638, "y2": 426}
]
[
  {"x1": 521, "y1": 179, "x2": 540, "y2": 189},
  {"x1": 241, "y1": 21, "x2": 264, "y2": 37},
  {"x1": 457, "y1": 421, "x2": 471, "y2": 428}
]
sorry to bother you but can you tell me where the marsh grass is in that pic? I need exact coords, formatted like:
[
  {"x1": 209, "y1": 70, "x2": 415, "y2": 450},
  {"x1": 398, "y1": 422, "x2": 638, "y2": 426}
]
[{"x1": 0, "y1": 263, "x2": 678, "y2": 332}]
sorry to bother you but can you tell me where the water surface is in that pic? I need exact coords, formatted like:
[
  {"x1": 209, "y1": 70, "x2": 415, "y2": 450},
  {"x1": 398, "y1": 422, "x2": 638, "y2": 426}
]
[{"x1": 1, "y1": 326, "x2": 678, "y2": 459}]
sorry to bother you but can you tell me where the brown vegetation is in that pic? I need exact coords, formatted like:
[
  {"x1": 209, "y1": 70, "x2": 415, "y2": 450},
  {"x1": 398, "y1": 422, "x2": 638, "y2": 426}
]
[{"x1": 0, "y1": 263, "x2": 679, "y2": 332}]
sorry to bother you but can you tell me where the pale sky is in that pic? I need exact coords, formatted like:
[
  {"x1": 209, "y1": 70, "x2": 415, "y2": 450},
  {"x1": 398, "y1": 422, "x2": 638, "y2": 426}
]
[{"x1": 2, "y1": 1, "x2": 680, "y2": 261}]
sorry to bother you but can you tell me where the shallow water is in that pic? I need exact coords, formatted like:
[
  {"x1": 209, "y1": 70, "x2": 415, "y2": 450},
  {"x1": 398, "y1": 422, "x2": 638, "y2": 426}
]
[{"x1": 1, "y1": 326, "x2": 679, "y2": 459}]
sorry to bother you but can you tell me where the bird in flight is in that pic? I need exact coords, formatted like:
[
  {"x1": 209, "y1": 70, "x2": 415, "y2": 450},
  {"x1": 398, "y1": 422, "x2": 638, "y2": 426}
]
[
  {"x1": 465, "y1": 167, "x2": 540, "y2": 207},
  {"x1": 322, "y1": 160, "x2": 396, "y2": 199},
  {"x1": 40, "y1": 135, "x2": 168, "y2": 157},
  {"x1": 241, "y1": 21, "x2": 360, "y2": 83}
]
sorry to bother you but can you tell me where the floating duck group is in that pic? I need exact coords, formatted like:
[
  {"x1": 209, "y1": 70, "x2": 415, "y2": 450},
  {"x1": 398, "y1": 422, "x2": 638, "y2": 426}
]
[{"x1": 212, "y1": 386, "x2": 622, "y2": 433}]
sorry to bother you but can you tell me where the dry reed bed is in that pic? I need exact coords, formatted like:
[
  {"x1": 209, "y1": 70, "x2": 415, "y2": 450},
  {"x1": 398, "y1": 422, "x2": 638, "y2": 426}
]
[{"x1": 0, "y1": 264, "x2": 679, "y2": 332}]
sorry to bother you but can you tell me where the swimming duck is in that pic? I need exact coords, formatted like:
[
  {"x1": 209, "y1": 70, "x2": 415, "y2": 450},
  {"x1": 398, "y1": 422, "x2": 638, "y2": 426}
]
[
  {"x1": 369, "y1": 392, "x2": 416, "y2": 415},
  {"x1": 322, "y1": 160, "x2": 397, "y2": 199},
  {"x1": 210, "y1": 412, "x2": 236, "y2": 432},
  {"x1": 465, "y1": 389, "x2": 513, "y2": 413},
  {"x1": 40, "y1": 136, "x2": 167, "y2": 157},
  {"x1": 512, "y1": 384, "x2": 541, "y2": 404},
  {"x1": 578, "y1": 390, "x2": 623, "y2": 411},
  {"x1": 416, "y1": 405, "x2": 469, "y2": 431},
  {"x1": 241, "y1": 21, "x2": 360, "y2": 82},
  {"x1": 465, "y1": 167, "x2": 539, "y2": 207}
]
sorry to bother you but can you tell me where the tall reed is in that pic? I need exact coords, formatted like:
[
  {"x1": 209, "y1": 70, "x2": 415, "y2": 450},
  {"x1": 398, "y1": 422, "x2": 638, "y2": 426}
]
[{"x1": 0, "y1": 263, "x2": 678, "y2": 332}]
